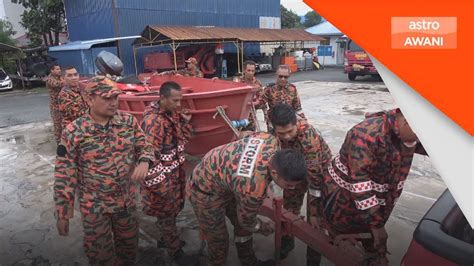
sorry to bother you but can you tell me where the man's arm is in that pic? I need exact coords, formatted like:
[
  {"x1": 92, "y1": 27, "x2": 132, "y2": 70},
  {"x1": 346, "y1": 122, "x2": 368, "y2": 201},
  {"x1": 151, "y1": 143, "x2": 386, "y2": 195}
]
[
  {"x1": 141, "y1": 112, "x2": 164, "y2": 161},
  {"x1": 131, "y1": 115, "x2": 154, "y2": 163},
  {"x1": 197, "y1": 70, "x2": 204, "y2": 78},
  {"x1": 180, "y1": 111, "x2": 194, "y2": 143},
  {"x1": 343, "y1": 130, "x2": 383, "y2": 228},
  {"x1": 58, "y1": 90, "x2": 80, "y2": 125},
  {"x1": 53, "y1": 124, "x2": 79, "y2": 220},
  {"x1": 291, "y1": 86, "x2": 305, "y2": 119},
  {"x1": 304, "y1": 127, "x2": 333, "y2": 221},
  {"x1": 46, "y1": 77, "x2": 63, "y2": 90},
  {"x1": 236, "y1": 193, "x2": 273, "y2": 235}
]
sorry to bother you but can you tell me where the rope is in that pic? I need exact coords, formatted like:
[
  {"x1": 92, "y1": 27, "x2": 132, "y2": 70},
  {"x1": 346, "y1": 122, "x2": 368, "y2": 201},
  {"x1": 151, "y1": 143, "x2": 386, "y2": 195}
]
[{"x1": 214, "y1": 106, "x2": 240, "y2": 137}]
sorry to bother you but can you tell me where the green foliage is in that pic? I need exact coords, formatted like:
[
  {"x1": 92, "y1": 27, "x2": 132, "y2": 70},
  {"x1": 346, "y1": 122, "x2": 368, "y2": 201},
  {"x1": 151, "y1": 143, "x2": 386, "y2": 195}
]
[
  {"x1": 281, "y1": 5, "x2": 302, "y2": 29},
  {"x1": 11, "y1": 0, "x2": 66, "y2": 47},
  {"x1": 304, "y1": 11, "x2": 322, "y2": 28},
  {"x1": 0, "y1": 19, "x2": 16, "y2": 45}
]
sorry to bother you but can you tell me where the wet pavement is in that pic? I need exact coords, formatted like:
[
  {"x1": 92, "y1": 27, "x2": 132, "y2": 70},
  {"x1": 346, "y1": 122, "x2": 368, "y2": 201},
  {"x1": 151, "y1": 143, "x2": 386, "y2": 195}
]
[
  {"x1": 0, "y1": 68, "x2": 381, "y2": 129},
  {"x1": 0, "y1": 80, "x2": 444, "y2": 265}
]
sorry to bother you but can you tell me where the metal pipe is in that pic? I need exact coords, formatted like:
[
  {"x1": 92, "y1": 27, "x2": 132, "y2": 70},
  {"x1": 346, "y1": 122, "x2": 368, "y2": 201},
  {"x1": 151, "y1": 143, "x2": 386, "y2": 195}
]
[
  {"x1": 235, "y1": 41, "x2": 241, "y2": 74},
  {"x1": 133, "y1": 46, "x2": 138, "y2": 76},
  {"x1": 171, "y1": 41, "x2": 178, "y2": 71},
  {"x1": 258, "y1": 198, "x2": 368, "y2": 266},
  {"x1": 273, "y1": 198, "x2": 283, "y2": 265}
]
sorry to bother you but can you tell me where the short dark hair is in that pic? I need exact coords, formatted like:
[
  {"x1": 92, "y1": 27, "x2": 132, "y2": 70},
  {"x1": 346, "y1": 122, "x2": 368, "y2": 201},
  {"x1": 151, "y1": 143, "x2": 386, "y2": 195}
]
[
  {"x1": 243, "y1": 60, "x2": 256, "y2": 68},
  {"x1": 62, "y1": 66, "x2": 76, "y2": 74},
  {"x1": 271, "y1": 149, "x2": 307, "y2": 182},
  {"x1": 271, "y1": 103, "x2": 297, "y2": 127},
  {"x1": 160, "y1": 81, "x2": 181, "y2": 97},
  {"x1": 50, "y1": 63, "x2": 60, "y2": 71}
]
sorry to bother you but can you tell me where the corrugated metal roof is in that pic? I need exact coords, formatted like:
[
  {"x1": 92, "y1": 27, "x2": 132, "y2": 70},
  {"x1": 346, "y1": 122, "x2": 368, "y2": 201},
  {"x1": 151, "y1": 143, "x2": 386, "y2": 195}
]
[
  {"x1": 135, "y1": 25, "x2": 323, "y2": 45},
  {"x1": 305, "y1": 21, "x2": 343, "y2": 36},
  {"x1": 49, "y1": 36, "x2": 141, "y2": 52}
]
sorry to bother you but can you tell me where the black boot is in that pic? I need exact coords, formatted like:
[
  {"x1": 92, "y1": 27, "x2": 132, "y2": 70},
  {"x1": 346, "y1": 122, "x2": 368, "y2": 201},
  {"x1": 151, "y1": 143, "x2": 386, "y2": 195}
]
[
  {"x1": 158, "y1": 238, "x2": 186, "y2": 249},
  {"x1": 280, "y1": 236, "x2": 295, "y2": 259},
  {"x1": 172, "y1": 249, "x2": 199, "y2": 266},
  {"x1": 235, "y1": 237, "x2": 275, "y2": 266}
]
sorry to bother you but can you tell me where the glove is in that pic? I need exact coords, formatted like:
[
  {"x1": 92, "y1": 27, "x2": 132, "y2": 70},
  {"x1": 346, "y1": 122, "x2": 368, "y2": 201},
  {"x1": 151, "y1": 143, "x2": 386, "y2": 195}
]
[{"x1": 258, "y1": 220, "x2": 275, "y2": 236}]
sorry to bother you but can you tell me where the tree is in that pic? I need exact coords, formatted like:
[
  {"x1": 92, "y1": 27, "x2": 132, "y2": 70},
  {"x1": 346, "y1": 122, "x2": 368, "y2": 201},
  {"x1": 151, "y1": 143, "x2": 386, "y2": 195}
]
[
  {"x1": 281, "y1": 5, "x2": 302, "y2": 29},
  {"x1": 0, "y1": 19, "x2": 16, "y2": 45},
  {"x1": 304, "y1": 11, "x2": 322, "y2": 28},
  {"x1": 11, "y1": 0, "x2": 65, "y2": 47}
]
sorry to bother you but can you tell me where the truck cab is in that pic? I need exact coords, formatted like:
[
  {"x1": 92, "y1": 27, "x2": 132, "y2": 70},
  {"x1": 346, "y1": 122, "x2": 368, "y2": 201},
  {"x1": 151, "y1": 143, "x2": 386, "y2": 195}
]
[{"x1": 343, "y1": 39, "x2": 378, "y2": 81}]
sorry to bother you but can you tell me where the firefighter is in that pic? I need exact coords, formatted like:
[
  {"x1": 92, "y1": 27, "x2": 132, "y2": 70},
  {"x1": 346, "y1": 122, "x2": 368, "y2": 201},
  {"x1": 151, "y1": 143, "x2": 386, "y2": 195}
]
[
  {"x1": 57, "y1": 66, "x2": 88, "y2": 128},
  {"x1": 269, "y1": 103, "x2": 332, "y2": 265},
  {"x1": 140, "y1": 81, "x2": 194, "y2": 264},
  {"x1": 155, "y1": 57, "x2": 204, "y2": 78},
  {"x1": 321, "y1": 108, "x2": 428, "y2": 265},
  {"x1": 177, "y1": 57, "x2": 204, "y2": 77},
  {"x1": 188, "y1": 132, "x2": 307, "y2": 266},
  {"x1": 234, "y1": 60, "x2": 268, "y2": 131},
  {"x1": 259, "y1": 65, "x2": 305, "y2": 132},
  {"x1": 53, "y1": 76, "x2": 154, "y2": 265},
  {"x1": 46, "y1": 64, "x2": 64, "y2": 143}
]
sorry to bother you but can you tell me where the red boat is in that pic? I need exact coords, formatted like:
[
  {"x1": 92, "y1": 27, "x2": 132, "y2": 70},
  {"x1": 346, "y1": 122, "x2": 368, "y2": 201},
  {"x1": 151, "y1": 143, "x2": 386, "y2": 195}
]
[{"x1": 118, "y1": 75, "x2": 254, "y2": 155}]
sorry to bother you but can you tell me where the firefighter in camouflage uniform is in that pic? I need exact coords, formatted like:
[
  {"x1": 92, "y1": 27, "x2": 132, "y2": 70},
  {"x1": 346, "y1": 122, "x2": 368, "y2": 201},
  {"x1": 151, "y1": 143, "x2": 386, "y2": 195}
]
[
  {"x1": 46, "y1": 64, "x2": 64, "y2": 143},
  {"x1": 259, "y1": 65, "x2": 305, "y2": 132},
  {"x1": 269, "y1": 103, "x2": 332, "y2": 265},
  {"x1": 188, "y1": 132, "x2": 308, "y2": 266},
  {"x1": 53, "y1": 76, "x2": 154, "y2": 265},
  {"x1": 177, "y1": 57, "x2": 204, "y2": 77},
  {"x1": 141, "y1": 81, "x2": 194, "y2": 264},
  {"x1": 321, "y1": 108, "x2": 427, "y2": 265},
  {"x1": 234, "y1": 60, "x2": 267, "y2": 131},
  {"x1": 57, "y1": 66, "x2": 88, "y2": 128}
]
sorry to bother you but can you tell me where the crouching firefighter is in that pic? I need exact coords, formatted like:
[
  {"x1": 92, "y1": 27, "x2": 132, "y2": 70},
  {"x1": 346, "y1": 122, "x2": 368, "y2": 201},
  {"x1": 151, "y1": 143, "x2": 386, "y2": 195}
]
[
  {"x1": 321, "y1": 108, "x2": 428, "y2": 265},
  {"x1": 188, "y1": 132, "x2": 308, "y2": 266}
]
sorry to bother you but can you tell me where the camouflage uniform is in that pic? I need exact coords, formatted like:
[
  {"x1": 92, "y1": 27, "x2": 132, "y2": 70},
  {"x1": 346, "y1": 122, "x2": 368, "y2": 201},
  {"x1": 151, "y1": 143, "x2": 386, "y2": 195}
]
[
  {"x1": 141, "y1": 101, "x2": 193, "y2": 257},
  {"x1": 58, "y1": 86, "x2": 88, "y2": 128},
  {"x1": 235, "y1": 76, "x2": 267, "y2": 131},
  {"x1": 189, "y1": 132, "x2": 279, "y2": 266},
  {"x1": 46, "y1": 74, "x2": 64, "y2": 143},
  {"x1": 177, "y1": 68, "x2": 204, "y2": 78},
  {"x1": 54, "y1": 83, "x2": 155, "y2": 265},
  {"x1": 260, "y1": 83, "x2": 305, "y2": 131},
  {"x1": 276, "y1": 119, "x2": 332, "y2": 264},
  {"x1": 321, "y1": 109, "x2": 427, "y2": 259}
]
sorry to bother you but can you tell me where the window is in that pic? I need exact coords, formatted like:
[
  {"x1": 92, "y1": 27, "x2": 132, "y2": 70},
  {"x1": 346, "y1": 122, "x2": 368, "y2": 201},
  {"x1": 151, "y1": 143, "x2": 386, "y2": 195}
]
[{"x1": 320, "y1": 38, "x2": 330, "y2": 45}]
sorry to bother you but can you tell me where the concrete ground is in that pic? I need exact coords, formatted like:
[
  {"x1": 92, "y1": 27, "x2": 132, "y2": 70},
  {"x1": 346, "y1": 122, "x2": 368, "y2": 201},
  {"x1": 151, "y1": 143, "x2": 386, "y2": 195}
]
[
  {"x1": 0, "y1": 67, "x2": 381, "y2": 128},
  {"x1": 0, "y1": 70, "x2": 445, "y2": 265}
]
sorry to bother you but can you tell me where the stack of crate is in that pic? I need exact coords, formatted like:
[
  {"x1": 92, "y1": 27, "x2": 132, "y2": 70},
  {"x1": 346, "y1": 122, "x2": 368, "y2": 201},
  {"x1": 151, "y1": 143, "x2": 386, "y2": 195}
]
[{"x1": 281, "y1": 56, "x2": 298, "y2": 73}]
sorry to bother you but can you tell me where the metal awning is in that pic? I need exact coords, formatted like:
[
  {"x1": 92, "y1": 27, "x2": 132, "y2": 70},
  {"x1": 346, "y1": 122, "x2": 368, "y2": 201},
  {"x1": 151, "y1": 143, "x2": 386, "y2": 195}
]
[
  {"x1": 49, "y1": 35, "x2": 141, "y2": 52},
  {"x1": 134, "y1": 25, "x2": 324, "y2": 46}
]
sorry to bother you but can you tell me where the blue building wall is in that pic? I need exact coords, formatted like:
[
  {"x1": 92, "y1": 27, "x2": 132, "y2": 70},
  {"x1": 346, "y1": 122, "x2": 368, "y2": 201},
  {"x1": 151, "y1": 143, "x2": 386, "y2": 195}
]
[
  {"x1": 64, "y1": 0, "x2": 115, "y2": 41},
  {"x1": 62, "y1": 0, "x2": 280, "y2": 74},
  {"x1": 49, "y1": 47, "x2": 118, "y2": 75}
]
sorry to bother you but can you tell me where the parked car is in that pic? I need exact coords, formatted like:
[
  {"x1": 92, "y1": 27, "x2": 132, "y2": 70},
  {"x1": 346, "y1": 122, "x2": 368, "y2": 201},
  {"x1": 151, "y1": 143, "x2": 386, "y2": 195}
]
[
  {"x1": 0, "y1": 68, "x2": 13, "y2": 91},
  {"x1": 402, "y1": 189, "x2": 474, "y2": 265}
]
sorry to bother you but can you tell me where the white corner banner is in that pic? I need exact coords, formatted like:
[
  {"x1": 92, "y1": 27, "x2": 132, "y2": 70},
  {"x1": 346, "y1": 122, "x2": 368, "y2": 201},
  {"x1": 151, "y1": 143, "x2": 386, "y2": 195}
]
[{"x1": 370, "y1": 55, "x2": 474, "y2": 227}]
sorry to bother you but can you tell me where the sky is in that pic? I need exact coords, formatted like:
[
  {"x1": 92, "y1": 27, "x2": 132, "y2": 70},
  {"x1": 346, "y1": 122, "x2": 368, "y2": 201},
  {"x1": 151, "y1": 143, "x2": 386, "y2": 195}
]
[{"x1": 280, "y1": 0, "x2": 313, "y2": 15}]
